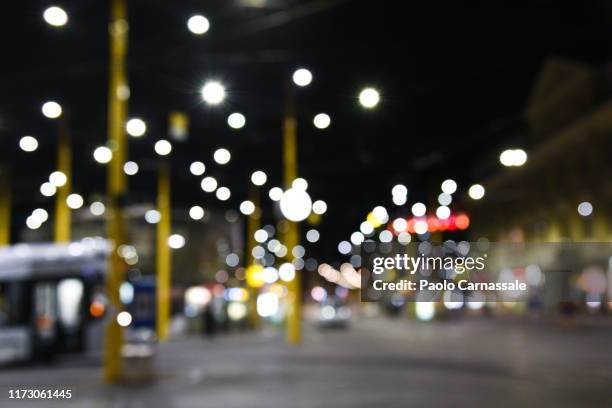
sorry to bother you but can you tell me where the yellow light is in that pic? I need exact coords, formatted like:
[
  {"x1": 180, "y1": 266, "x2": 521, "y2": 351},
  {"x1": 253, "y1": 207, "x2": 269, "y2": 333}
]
[
  {"x1": 246, "y1": 264, "x2": 265, "y2": 288},
  {"x1": 366, "y1": 212, "x2": 382, "y2": 228}
]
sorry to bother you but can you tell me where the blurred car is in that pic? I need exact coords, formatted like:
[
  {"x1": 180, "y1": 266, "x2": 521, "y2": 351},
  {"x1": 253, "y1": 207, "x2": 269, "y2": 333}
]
[{"x1": 317, "y1": 300, "x2": 351, "y2": 329}]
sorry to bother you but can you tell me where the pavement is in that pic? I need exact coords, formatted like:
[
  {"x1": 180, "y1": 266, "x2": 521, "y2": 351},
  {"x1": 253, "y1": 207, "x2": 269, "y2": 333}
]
[{"x1": 0, "y1": 316, "x2": 611, "y2": 407}]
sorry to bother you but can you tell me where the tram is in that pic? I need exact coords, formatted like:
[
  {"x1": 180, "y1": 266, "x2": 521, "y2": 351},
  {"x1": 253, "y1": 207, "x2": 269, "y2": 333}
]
[{"x1": 0, "y1": 238, "x2": 108, "y2": 364}]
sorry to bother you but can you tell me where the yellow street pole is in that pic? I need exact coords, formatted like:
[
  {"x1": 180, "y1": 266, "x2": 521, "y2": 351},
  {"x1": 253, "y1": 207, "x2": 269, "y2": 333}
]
[
  {"x1": 54, "y1": 117, "x2": 71, "y2": 242},
  {"x1": 246, "y1": 186, "x2": 260, "y2": 328},
  {"x1": 156, "y1": 160, "x2": 171, "y2": 341},
  {"x1": 283, "y1": 80, "x2": 301, "y2": 345},
  {"x1": 0, "y1": 166, "x2": 11, "y2": 246},
  {"x1": 104, "y1": 0, "x2": 128, "y2": 383}
]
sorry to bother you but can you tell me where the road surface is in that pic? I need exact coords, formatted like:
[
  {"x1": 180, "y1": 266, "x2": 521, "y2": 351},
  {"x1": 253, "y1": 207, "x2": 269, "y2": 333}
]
[{"x1": 0, "y1": 316, "x2": 610, "y2": 407}]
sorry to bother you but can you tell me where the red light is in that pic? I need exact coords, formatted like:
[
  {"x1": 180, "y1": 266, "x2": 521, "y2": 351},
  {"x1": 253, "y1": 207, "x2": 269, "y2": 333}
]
[
  {"x1": 426, "y1": 217, "x2": 439, "y2": 232},
  {"x1": 90, "y1": 301, "x2": 105, "y2": 318},
  {"x1": 437, "y1": 217, "x2": 450, "y2": 231},
  {"x1": 386, "y1": 212, "x2": 471, "y2": 233},
  {"x1": 407, "y1": 218, "x2": 416, "y2": 234},
  {"x1": 456, "y1": 214, "x2": 470, "y2": 230}
]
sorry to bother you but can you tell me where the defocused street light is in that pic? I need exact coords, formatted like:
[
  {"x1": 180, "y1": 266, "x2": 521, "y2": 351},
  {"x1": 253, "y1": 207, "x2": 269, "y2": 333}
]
[
  {"x1": 251, "y1": 170, "x2": 267, "y2": 186},
  {"x1": 392, "y1": 218, "x2": 407, "y2": 233},
  {"x1": 292, "y1": 177, "x2": 308, "y2": 191},
  {"x1": 227, "y1": 112, "x2": 246, "y2": 129},
  {"x1": 438, "y1": 193, "x2": 452, "y2": 206},
  {"x1": 19, "y1": 136, "x2": 38, "y2": 152},
  {"x1": 398, "y1": 232, "x2": 411, "y2": 244},
  {"x1": 201, "y1": 176, "x2": 218, "y2": 192},
  {"x1": 154, "y1": 139, "x2": 172, "y2": 156},
  {"x1": 187, "y1": 15, "x2": 210, "y2": 35},
  {"x1": 49, "y1": 170, "x2": 67, "y2": 187},
  {"x1": 306, "y1": 229, "x2": 320, "y2": 243},
  {"x1": 93, "y1": 146, "x2": 113, "y2": 164},
  {"x1": 391, "y1": 184, "x2": 407, "y2": 205},
  {"x1": 350, "y1": 231, "x2": 365, "y2": 245},
  {"x1": 391, "y1": 184, "x2": 407, "y2": 197},
  {"x1": 90, "y1": 201, "x2": 105, "y2": 216},
  {"x1": 43, "y1": 6, "x2": 68, "y2": 27},
  {"x1": 216, "y1": 186, "x2": 231, "y2": 201},
  {"x1": 268, "y1": 187, "x2": 283, "y2": 201},
  {"x1": 313, "y1": 113, "x2": 331, "y2": 129},
  {"x1": 189, "y1": 205, "x2": 204, "y2": 220},
  {"x1": 116, "y1": 311, "x2": 132, "y2": 327},
  {"x1": 145, "y1": 209, "x2": 161, "y2": 224},
  {"x1": 40, "y1": 182, "x2": 56, "y2": 197},
  {"x1": 126, "y1": 118, "x2": 146, "y2": 137},
  {"x1": 411, "y1": 202, "x2": 426, "y2": 217},
  {"x1": 66, "y1": 193, "x2": 84, "y2": 209},
  {"x1": 441, "y1": 179, "x2": 457, "y2": 194},
  {"x1": 338, "y1": 240, "x2": 351, "y2": 255},
  {"x1": 360, "y1": 220, "x2": 374, "y2": 235},
  {"x1": 414, "y1": 220, "x2": 428, "y2": 234},
  {"x1": 123, "y1": 161, "x2": 138, "y2": 175},
  {"x1": 213, "y1": 148, "x2": 231, "y2": 165},
  {"x1": 239, "y1": 200, "x2": 255, "y2": 215},
  {"x1": 279, "y1": 262, "x2": 296, "y2": 282},
  {"x1": 42, "y1": 101, "x2": 62, "y2": 118},
  {"x1": 312, "y1": 200, "x2": 327, "y2": 215},
  {"x1": 468, "y1": 184, "x2": 485, "y2": 200},
  {"x1": 436, "y1": 205, "x2": 450, "y2": 220},
  {"x1": 32, "y1": 208, "x2": 49, "y2": 223},
  {"x1": 392, "y1": 194, "x2": 407, "y2": 205},
  {"x1": 168, "y1": 234, "x2": 186, "y2": 249},
  {"x1": 190, "y1": 161, "x2": 205, "y2": 176},
  {"x1": 359, "y1": 88, "x2": 380, "y2": 108},
  {"x1": 292, "y1": 68, "x2": 312, "y2": 87},
  {"x1": 372, "y1": 206, "x2": 388, "y2": 224},
  {"x1": 280, "y1": 188, "x2": 312, "y2": 222},
  {"x1": 201, "y1": 81, "x2": 225, "y2": 105},
  {"x1": 254, "y1": 229, "x2": 268, "y2": 243},
  {"x1": 26, "y1": 216, "x2": 41, "y2": 230},
  {"x1": 577, "y1": 201, "x2": 593, "y2": 217},
  {"x1": 499, "y1": 149, "x2": 527, "y2": 167},
  {"x1": 379, "y1": 230, "x2": 392, "y2": 242}
]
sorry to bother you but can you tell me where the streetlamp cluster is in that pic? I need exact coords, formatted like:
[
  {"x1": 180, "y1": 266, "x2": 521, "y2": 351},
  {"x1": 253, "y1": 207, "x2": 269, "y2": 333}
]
[
  {"x1": 335, "y1": 177, "x2": 481, "y2": 258},
  {"x1": 35, "y1": 5, "x2": 381, "y2": 257}
]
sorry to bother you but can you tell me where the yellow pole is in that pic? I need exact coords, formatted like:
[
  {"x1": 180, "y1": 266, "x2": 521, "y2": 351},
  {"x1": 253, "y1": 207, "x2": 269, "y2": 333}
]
[
  {"x1": 283, "y1": 80, "x2": 301, "y2": 345},
  {"x1": 54, "y1": 117, "x2": 71, "y2": 242},
  {"x1": 0, "y1": 167, "x2": 11, "y2": 246},
  {"x1": 246, "y1": 186, "x2": 260, "y2": 328},
  {"x1": 104, "y1": 0, "x2": 128, "y2": 383},
  {"x1": 156, "y1": 160, "x2": 171, "y2": 341}
]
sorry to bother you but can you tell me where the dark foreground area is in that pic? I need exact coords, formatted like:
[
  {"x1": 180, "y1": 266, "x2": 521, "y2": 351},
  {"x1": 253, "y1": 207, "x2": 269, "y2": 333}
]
[{"x1": 1, "y1": 316, "x2": 611, "y2": 407}]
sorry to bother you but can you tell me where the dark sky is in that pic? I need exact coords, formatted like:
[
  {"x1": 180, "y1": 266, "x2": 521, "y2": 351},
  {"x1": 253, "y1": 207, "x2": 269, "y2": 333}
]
[{"x1": 1, "y1": 0, "x2": 611, "y2": 261}]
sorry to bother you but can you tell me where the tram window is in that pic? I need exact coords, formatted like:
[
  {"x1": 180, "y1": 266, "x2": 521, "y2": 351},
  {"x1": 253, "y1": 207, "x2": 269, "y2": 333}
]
[
  {"x1": 34, "y1": 283, "x2": 57, "y2": 339},
  {"x1": 57, "y1": 279, "x2": 84, "y2": 329},
  {"x1": 0, "y1": 284, "x2": 6, "y2": 325},
  {"x1": 0, "y1": 282, "x2": 30, "y2": 326}
]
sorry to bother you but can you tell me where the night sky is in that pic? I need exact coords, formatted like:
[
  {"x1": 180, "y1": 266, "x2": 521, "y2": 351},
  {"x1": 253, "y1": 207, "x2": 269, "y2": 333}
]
[{"x1": 1, "y1": 0, "x2": 611, "y2": 262}]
